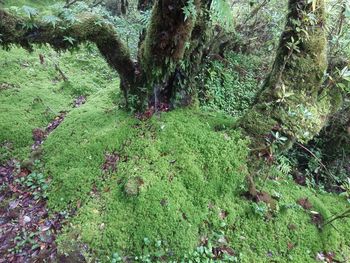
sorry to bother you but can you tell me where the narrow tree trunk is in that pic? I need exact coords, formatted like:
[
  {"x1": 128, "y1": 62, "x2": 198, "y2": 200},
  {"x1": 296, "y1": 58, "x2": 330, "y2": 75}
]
[{"x1": 120, "y1": 0, "x2": 128, "y2": 15}]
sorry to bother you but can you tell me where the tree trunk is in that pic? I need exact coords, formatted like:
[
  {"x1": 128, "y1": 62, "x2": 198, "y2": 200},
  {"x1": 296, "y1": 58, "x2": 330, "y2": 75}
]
[
  {"x1": 132, "y1": 0, "x2": 213, "y2": 110},
  {"x1": 239, "y1": 0, "x2": 339, "y2": 154},
  {"x1": 121, "y1": 0, "x2": 128, "y2": 15},
  {"x1": 237, "y1": 0, "x2": 343, "y2": 196}
]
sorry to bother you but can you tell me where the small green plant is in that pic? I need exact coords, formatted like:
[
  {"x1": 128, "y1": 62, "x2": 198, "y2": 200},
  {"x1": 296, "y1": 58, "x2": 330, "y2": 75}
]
[
  {"x1": 251, "y1": 202, "x2": 269, "y2": 218},
  {"x1": 42, "y1": 15, "x2": 61, "y2": 28},
  {"x1": 9, "y1": 229, "x2": 39, "y2": 254},
  {"x1": 271, "y1": 131, "x2": 288, "y2": 145},
  {"x1": 336, "y1": 66, "x2": 350, "y2": 94},
  {"x1": 200, "y1": 53, "x2": 263, "y2": 116},
  {"x1": 16, "y1": 172, "x2": 48, "y2": 200}
]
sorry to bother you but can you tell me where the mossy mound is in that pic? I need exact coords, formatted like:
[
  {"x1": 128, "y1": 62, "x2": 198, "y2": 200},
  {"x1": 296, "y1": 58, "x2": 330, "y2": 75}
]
[
  {"x1": 43, "y1": 83, "x2": 249, "y2": 259},
  {"x1": 42, "y1": 85, "x2": 350, "y2": 262}
]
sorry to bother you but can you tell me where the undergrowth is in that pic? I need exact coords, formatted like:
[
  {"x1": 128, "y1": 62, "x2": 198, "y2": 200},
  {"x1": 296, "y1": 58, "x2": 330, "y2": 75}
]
[{"x1": 200, "y1": 52, "x2": 268, "y2": 116}]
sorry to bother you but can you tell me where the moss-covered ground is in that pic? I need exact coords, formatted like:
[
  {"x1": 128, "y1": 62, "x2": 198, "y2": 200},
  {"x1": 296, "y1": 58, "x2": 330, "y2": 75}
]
[
  {"x1": 1, "y1": 2, "x2": 350, "y2": 262},
  {"x1": 1, "y1": 45, "x2": 350, "y2": 262}
]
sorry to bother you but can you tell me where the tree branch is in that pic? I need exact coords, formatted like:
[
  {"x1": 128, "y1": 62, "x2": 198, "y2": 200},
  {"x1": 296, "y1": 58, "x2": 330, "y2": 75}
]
[{"x1": 0, "y1": 9, "x2": 135, "y2": 84}]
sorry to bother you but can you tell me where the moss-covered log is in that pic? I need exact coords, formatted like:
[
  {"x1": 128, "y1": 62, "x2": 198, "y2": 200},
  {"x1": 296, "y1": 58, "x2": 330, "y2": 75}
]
[{"x1": 0, "y1": 9, "x2": 135, "y2": 87}]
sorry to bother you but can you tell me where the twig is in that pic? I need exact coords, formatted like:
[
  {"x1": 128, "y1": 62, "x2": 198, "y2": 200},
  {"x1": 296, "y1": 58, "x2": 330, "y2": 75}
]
[
  {"x1": 90, "y1": 0, "x2": 104, "y2": 8},
  {"x1": 323, "y1": 208, "x2": 350, "y2": 227},
  {"x1": 54, "y1": 63, "x2": 68, "y2": 82},
  {"x1": 64, "y1": 0, "x2": 80, "y2": 9}
]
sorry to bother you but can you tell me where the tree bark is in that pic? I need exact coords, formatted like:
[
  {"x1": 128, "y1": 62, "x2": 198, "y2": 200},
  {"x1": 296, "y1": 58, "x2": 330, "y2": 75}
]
[
  {"x1": 237, "y1": 0, "x2": 343, "y2": 196},
  {"x1": 239, "y1": 0, "x2": 337, "y2": 153},
  {"x1": 134, "y1": 0, "x2": 213, "y2": 109}
]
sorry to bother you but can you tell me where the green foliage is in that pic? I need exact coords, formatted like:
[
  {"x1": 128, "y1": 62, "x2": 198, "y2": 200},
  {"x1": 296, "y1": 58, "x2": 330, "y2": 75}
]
[
  {"x1": 182, "y1": 0, "x2": 197, "y2": 21},
  {"x1": 42, "y1": 14, "x2": 61, "y2": 28},
  {"x1": 200, "y1": 52, "x2": 266, "y2": 116},
  {"x1": 210, "y1": 0, "x2": 234, "y2": 30},
  {"x1": 336, "y1": 66, "x2": 350, "y2": 93},
  {"x1": 16, "y1": 171, "x2": 48, "y2": 200},
  {"x1": 340, "y1": 178, "x2": 350, "y2": 204}
]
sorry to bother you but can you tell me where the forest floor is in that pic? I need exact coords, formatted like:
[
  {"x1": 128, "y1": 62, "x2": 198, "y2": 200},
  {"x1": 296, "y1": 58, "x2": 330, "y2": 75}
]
[
  {"x1": 1, "y1": 1, "x2": 350, "y2": 261},
  {"x1": 1, "y1": 45, "x2": 350, "y2": 262}
]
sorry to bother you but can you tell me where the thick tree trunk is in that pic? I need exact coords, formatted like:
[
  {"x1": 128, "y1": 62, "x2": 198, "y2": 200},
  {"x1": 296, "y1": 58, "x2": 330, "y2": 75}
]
[
  {"x1": 238, "y1": 0, "x2": 342, "y2": 196},
  {"x1": 0, "y1": 1, "x2": 216, "y2": 111},
  {"x1": 133, "y1": 0, "x2": 213, "y2": 110},
  {"x1": 240, "y1": 0, "x2": 337, "y2": 153}
]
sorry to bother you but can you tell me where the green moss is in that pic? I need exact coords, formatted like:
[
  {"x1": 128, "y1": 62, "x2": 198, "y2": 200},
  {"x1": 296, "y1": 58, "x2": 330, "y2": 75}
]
[
  {"x1": 41, "y1": 84, "x2": 350, "y2": 262},
  {"x1": 0, "y1": 45, "x2": 117, "y2": 160},
  {"x1": 239, "y1": 179, "x2": 350, "y2": 262},
  {"x1": 45, "y1": 91, "x2": 250, "y2": 260}
]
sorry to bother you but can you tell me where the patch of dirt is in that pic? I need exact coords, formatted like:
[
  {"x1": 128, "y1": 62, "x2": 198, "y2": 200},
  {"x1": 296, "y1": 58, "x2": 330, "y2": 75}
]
[
  {"x1": 101, "y1": 151, "x2": 120, "y2": 173},
  {"x1": 0, "y1": 111, "x2": 70, "y2": 262},
  {"x1": 212, "y1": 246, "x2": 235, "y2": 259},
  {"x1": 250, "y1": 191, "x2": 277, "y2": 210},
  {"x1": 297, "y1": 198, "x2": 313, "y2": 210},
  {"x1": 316, "y1": 251, "x2": 335, "y2": 262},
  {"x1": 45, "y1": 112, "x2": 66, "y2": 134},
  {"x1": 73, "y1": 96, "x2": 87, "y2": 108},
  {"x1": 311, "y1": 212, "x2": 324, "y2": 228},
  {"x1": 31, "y1": 113, "x2": 66, "y2": 150},
  {"x1": 0, "y1": 83, "x2": 17, "y2": 91},
  {"x1": 292, "y1": 170, "x2": 307, "y2": 186},
  {"x1": 135, "y1": 103, "x2": 170, "y2": 120}
]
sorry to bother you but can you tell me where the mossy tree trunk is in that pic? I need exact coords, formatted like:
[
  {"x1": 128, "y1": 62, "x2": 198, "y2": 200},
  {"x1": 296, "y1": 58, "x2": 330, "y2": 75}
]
[
  {"x1": 0, "y1": 0, "x2": 214, "y2": 111},
  {"x1": 136, "y1": 0, "x2": 213, "y2": 109},
  {"x1": 238, "y1": 0, "x2": 343, "y2": 196},
  {"x1": 240, "y1": 0, "x2": 336, "y2": 153}
]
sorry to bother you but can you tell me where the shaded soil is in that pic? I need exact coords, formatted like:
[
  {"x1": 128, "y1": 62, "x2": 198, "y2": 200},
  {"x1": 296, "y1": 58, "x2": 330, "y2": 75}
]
[
  {"x1": 0, "y1": 113, "x2": 71, "y2": 262},
  {"x1": 0, "y1": 160, "x2": 66, "y2": 262}
]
